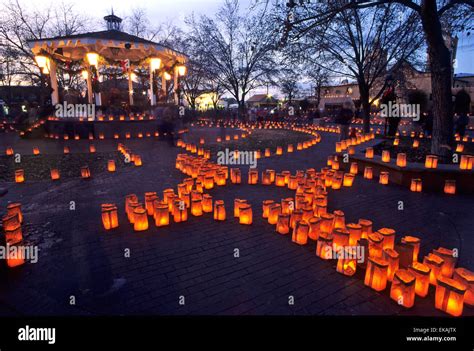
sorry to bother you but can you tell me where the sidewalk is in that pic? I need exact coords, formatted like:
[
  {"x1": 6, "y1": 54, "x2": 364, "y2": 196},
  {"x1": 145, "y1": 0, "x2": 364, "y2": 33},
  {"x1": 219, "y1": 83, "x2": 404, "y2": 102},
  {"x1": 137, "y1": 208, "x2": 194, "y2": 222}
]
[{"x1": 0, "y1": 128, "x2": 472, "y2": 316}]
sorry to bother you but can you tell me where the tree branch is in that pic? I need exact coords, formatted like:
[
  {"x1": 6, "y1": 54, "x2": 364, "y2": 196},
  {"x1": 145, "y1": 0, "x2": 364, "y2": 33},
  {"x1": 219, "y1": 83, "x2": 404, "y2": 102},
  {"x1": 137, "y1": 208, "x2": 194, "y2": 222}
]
[{"x1": 438, "y1": 0, "x2": 474, "y2": 16}]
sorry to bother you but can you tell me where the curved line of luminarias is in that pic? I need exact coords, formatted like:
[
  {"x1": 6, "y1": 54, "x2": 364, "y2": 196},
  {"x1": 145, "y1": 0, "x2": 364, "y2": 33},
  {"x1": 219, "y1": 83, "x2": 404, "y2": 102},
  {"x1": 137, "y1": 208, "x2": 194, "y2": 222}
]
[
  {"x1": 98, "y1": 125, "x2": 470, "y2": 316},
  {"x1": 173, "y1": 148, "x2": 465, "y2": 312}
]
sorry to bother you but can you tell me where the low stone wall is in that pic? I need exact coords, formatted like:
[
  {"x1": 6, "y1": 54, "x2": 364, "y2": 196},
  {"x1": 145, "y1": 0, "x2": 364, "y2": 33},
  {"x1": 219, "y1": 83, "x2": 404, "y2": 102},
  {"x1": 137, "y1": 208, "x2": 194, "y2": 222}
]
[
  {"x1": 347, "y1": 153, "x2": 474, "y2": 194},
  {"x1": 45, "y1": 119, "x2": 160, "y2": 139}
]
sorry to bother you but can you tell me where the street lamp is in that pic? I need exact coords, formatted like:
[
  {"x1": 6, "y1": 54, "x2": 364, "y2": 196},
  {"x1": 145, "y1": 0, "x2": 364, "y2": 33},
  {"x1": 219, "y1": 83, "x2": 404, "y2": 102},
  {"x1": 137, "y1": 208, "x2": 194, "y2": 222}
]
[
  {"x1": 177, "y1": 65, "x2": 187, "y2": 77},
  {"x1": 149, "y1": 58, "x2": 162, "y2": 106},
  {"x1": 176, "y1": 65, "x2": 186, "y2": 106},
  {"x1": 35, "y1": 55, "x2": 50, "y2": 74},
  {"x1": 86, "y1": 52, "x2": 99, "y2": 68},
  {"x1": 150, "y1": 58, "x2": 162, "y2": 71},
  {"x1": 34, "y1": 55, "x2": 53, "y2": 105}
]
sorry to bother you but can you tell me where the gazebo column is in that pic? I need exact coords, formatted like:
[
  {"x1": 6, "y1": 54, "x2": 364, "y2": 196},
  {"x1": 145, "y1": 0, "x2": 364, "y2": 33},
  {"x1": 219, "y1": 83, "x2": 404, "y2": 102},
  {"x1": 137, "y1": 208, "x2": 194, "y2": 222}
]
[
  {"x1": 149, "y1": 65, "x2": 156, "y2": 106},
  {"x1": 128, "y1": 67, "x2": 134, "y2": 106},
  {"x1": 149, "y1": 58, "x2": 161, "y2": 106},
  {"x1": 95, "y1": 92, "x2": 102, "y2": 106},
  {"x1": 49, "y1": 60, "x2": 59, "y2": 105},
  {"x1": 162, "y1": 74, "x2": 167, "y2": 103},
  {"x1": 85, "y1": 52, "x2": 100, "y2": 106},
  {"x1": 173, "y1": 67, "x2": 179, "y2": 105},
  {"x1": 95, "y1": 72, "x2": 102, "y2": 107},
  {"x1": 86, "y1": 68, "x2": 93, "y2": 104}
]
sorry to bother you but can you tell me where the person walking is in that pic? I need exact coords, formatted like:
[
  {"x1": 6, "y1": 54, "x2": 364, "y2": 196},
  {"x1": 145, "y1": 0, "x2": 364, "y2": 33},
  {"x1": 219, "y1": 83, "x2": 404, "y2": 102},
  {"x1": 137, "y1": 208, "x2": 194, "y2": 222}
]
[
  {"x1": 380, "y1": 85, "x2": 399, "y2": 138},
  {"x1": 455, "y1": 113, "x2": 469, "y2": 137},
  {"x1": 336, "y1": 101, "x2": 354, "y2": 141},
  {"x1": 454, "y1": 90, "x2": 471, "y2": 137},
  {"x1": 423, "y1": 110, "x2": 434, "y2": 137}
]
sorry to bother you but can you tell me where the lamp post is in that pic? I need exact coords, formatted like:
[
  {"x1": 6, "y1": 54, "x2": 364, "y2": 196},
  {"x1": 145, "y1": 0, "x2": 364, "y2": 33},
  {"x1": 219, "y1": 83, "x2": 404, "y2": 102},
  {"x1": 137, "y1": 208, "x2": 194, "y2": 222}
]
[
  {"x1": 81, "y1": 69, "x2": 93, "y2": 104},
  {"x1": 35, "y1": 55, "x2": 58, "y2": 106},
  {"x1": 176, "y1": 65, "x2": 187, "y2": 106},
  {"x1": 86, "y1": 52, "x2": 101, "y2": 106},
  {"x1": 163, "y1": 71, "x2": 172, "y2": 103},
  {"x1": 149, "y1": 58, "x2": 162, "y2": 106}
]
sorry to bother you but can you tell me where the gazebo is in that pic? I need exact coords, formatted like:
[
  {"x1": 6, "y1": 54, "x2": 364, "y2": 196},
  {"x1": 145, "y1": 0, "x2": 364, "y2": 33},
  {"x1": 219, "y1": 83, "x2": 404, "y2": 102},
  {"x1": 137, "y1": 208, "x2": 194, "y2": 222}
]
[{"x1": 27, "y1": 12, "x2": 187, "y2": 108}]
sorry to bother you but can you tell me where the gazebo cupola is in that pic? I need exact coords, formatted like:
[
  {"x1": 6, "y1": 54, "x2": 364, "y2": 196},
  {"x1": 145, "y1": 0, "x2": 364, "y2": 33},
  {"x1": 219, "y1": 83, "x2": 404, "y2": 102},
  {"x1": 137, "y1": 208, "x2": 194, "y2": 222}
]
[{"x1": 104, "y1": 10, "x2": 122, "y2": 31}]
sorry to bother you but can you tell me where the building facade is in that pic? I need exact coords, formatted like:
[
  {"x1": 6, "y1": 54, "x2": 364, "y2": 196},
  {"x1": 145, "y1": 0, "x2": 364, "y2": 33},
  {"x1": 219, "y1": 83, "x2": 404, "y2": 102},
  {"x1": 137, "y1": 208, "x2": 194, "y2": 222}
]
[{"x1": 318, "y1": 63, "x2": 474, "y2": 113}]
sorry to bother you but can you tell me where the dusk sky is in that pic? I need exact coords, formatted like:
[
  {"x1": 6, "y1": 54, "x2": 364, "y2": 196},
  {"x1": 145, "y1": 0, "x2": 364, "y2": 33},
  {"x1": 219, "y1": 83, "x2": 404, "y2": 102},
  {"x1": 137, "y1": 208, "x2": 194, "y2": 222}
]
[{"x1": 22, "y1": 0, "x2": 474, "y2": 85}]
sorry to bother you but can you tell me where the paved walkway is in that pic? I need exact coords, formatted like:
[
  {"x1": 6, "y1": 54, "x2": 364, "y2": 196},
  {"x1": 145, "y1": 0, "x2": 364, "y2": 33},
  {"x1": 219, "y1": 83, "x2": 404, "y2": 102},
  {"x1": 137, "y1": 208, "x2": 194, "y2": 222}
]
[{"x1": 0, "y1": 127, "x2": 472, "y2": 316}]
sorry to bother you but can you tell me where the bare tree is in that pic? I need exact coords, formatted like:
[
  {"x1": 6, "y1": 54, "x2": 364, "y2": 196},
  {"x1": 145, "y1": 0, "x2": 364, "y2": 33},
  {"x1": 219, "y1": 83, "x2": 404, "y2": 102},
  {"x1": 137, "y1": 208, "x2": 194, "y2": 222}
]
[
  {"x1": 0, "y1": 46, "x2": 21, "y2": 103},
  {"x1": 0, "y1": 0, "x2": 52, "y2": 89},
  {"x1": 124, "y1": 7, "x2": 166, "y2": 42},
  {"x1": 125, "y1": 8, "x2": 187, "y2": 50},
  {"x1": 279, "y1": 67, "x2": 301, "y2": 104},
  {"x1": 269, "y1": 0, "x2": 474, "y2": 158},
  {"x1": 181, "y1": 59, "x2": 208, "y2": 110},
  {"x1": 155, "y1": 22, "x2": 186, "y2": 48},
  {"x1": 306, "y1": 66, "x2": 330, "y2": 110},
  {"x1": 52, "y1": 1, "x2": 90, "y2": 36},
  {"x1": 186, "y1": 0, "x2": 279, "y2": 118},
  {"x1": 207, "y1": 81, "x2": 226, "y2": 110},
  {"x1": 279, "y1": 2, "x2": 423, "y2": 132},
  {"x1": 0, "y1": 46, "x2": 18, "y2": 84},
  {"x1": 0, "y1": 0, "x2": 92, "y2": 103},
  {"x1": 125, "y1": 8, "x2": 150, "y2": 38}
]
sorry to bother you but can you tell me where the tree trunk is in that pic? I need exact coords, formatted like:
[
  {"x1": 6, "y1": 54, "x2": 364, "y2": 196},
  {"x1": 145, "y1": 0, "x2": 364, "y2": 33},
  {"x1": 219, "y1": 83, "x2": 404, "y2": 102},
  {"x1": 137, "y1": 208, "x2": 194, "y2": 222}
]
[
  {"x1": 316, "y1": 85, "x2": 321, "y2": 109},
  {"x1": 189, "y1": 97, "x2": 196, "y2": 111},
  {"x1": 7, "y1": 82, "x2": 13, "y2": 105},
  {"x1": 421, "y1": 1, "x2": 454, "y2": 159},
  {"x1": 238, "y1": 97, "x2": 246, "y2": 121},
  {"x1": 213, "y1": 104, "x2": 219, "y2": 123},
  {"x1": 359, "y1": 86, "x2": 371, "y2": 133}
]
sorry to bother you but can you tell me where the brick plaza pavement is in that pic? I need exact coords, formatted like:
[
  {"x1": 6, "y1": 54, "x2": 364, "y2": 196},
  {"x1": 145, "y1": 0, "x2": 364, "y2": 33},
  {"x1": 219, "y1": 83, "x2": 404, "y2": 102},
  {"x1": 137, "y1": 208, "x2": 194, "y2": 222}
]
[{"x1": 0, "y1": 127, "x2": 473, "y2": 316}]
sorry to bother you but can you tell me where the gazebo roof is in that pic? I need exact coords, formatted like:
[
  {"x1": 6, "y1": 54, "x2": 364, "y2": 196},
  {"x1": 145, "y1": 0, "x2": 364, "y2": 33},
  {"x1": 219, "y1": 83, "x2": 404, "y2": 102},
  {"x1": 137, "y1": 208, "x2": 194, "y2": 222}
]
[
  {"x1": 29, "y1": 30, "x2": 159, "y2": 46},
  {"x1": 27, "y1": 29, "x2": 186, "y2": 64},
  {"x1": 247, "y1": 94, "x2": 278, "y2": 103}
]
